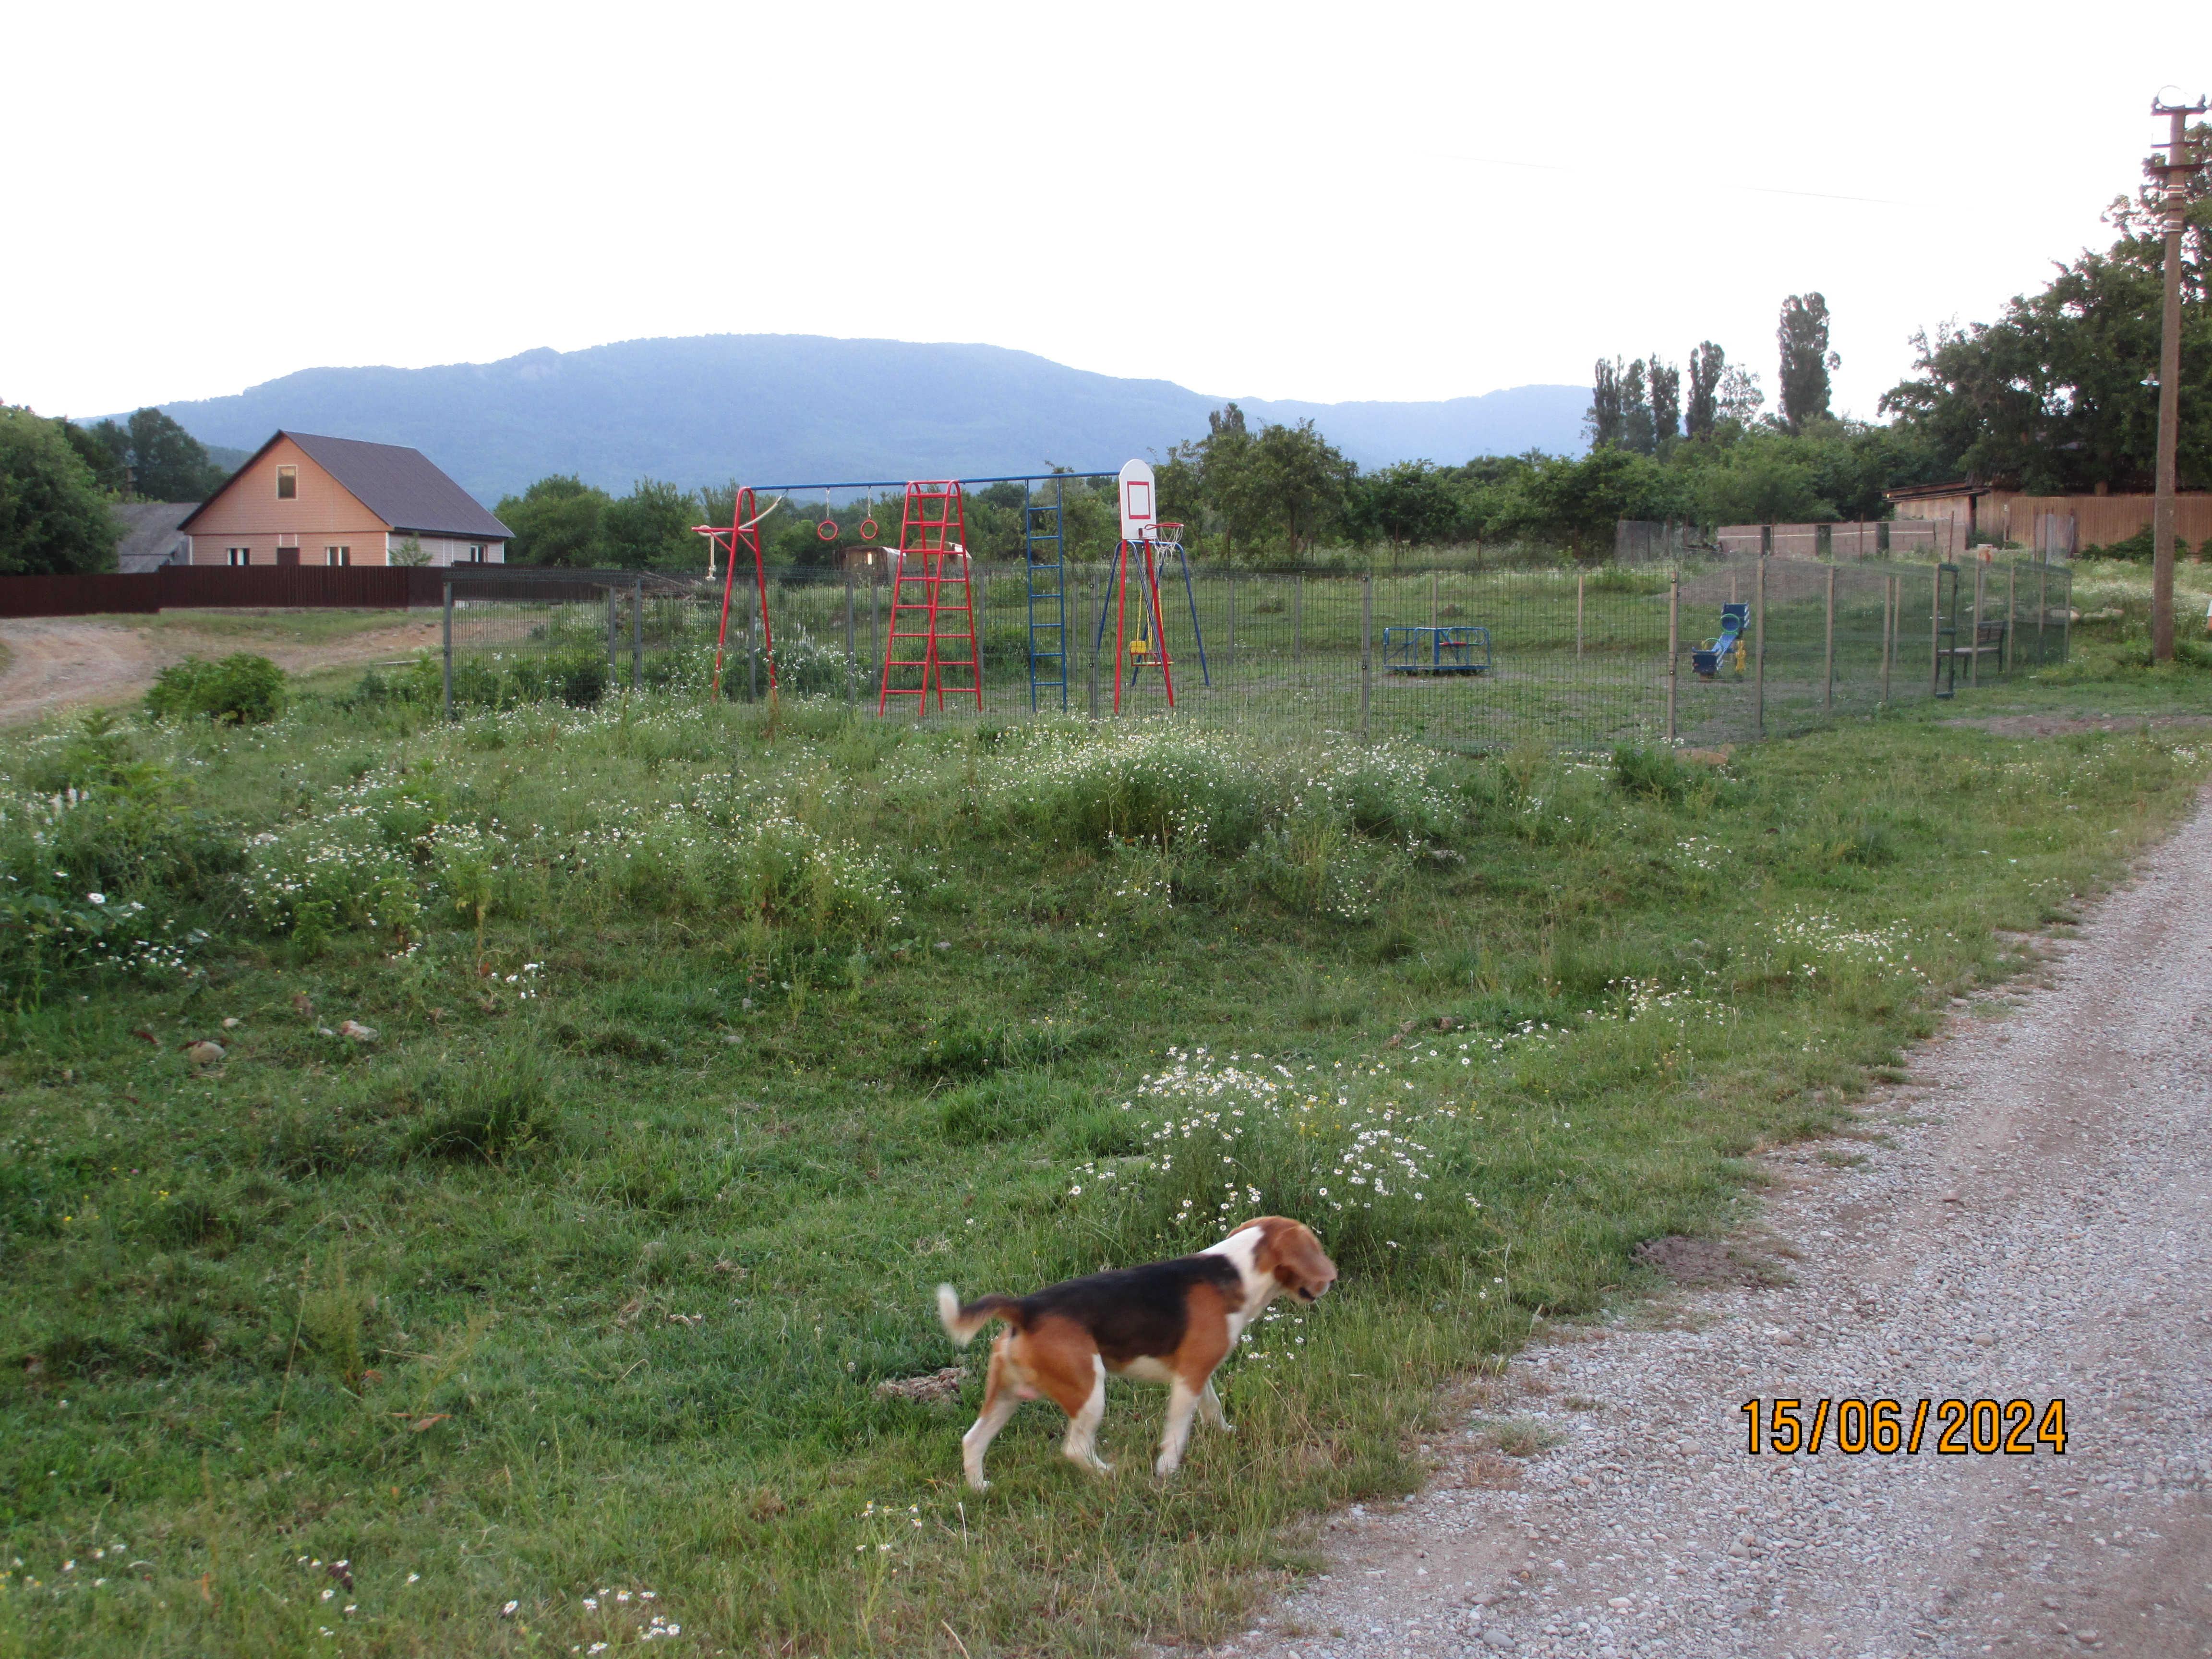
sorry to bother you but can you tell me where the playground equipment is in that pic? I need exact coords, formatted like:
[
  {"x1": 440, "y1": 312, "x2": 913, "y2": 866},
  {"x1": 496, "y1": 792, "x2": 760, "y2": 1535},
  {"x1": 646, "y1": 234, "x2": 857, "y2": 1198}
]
[
  {"x1": 1382, "y1": 625, "x2": 1491, "y2": 674},
  {"x1": 878, "y1": 480, "x2": 983, "y2": 716},
  {"x1": 692, "y1": 490, "x2": 780, "y2": 699},
  {"x1": 1091, "y1": 460, "x2": 1209, "y2": 712},
  {"x1": 1691, "y1": 602, "x2": 1750, "y2": 680}
]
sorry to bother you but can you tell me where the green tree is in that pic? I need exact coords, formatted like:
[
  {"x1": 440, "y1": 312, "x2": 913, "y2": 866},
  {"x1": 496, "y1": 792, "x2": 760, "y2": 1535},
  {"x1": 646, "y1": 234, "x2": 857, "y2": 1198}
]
[
  {"x1": 1587, "y1": 359, "x2": 1625, "y2": 448},
  {"x1": 1685, "y1": 343, "x2": 1724, "y2": 441},
  {"x1": 1349, "y1": 461, "x2": 1458, "y2": 555},
  {"x1": 0, "y1": 406, "x2": 122, "y2": 573},
  {"x1": 1492, "y1": 447, "x2": 1676, "y2": 556},
  {"x1": 63, "y1": 420, "x2": 129, "y2": 492},
  {"x1": 1648, "y1": 357, "x2": 1682, "y2": 455},
  {"x1": 1251, "y1": 419, "x2": 1354, "y2": 555},
  {"x1": 1777, "y1": 293, "x2": 1840, "y2": 434},
  {"x1": 1620, "y1": 360, "x2": 1656, "y2": 456},
  {"x1": 1880, "y1": 153, "x2": 2211, "y2": 492},
  {"x1": 123, "y1": 408, "x2": 226, "y2": 499},
  {"x1": 494, "y1": 475, "x2": 612, "y2": 565},
  {"x1": 601, "y1": 479, "x2": 700, "y2": 570}
]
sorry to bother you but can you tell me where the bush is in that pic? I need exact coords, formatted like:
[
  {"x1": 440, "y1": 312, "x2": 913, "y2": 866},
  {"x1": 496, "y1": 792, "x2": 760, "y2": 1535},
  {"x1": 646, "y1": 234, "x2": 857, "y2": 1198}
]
[{"x1": 144, "y1": 653, "x2": 285, "y2": 724}]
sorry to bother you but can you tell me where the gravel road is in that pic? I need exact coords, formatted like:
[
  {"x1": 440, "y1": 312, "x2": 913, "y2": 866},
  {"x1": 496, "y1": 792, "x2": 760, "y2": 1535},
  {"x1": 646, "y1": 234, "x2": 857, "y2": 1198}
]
[
  {"x1": 0, "y1": 615, "x2": 439, "y2": 726},
  {"x1": 1224, "y1": 792, "x2": 2212, "y2": 1659}
]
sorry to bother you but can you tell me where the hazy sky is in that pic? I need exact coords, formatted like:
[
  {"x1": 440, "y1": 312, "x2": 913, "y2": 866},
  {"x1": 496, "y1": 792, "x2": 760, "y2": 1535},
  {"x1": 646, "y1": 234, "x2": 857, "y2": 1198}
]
[{"x1": 7, "y1": 0, "x2": 2205, "y2": 426}]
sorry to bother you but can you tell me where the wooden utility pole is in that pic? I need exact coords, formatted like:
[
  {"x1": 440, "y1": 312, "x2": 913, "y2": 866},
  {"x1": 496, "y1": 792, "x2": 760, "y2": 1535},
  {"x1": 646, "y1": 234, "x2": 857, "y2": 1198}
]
[{"x1": 2149, "y1": 96, "x2": 2207, "y2": 662}]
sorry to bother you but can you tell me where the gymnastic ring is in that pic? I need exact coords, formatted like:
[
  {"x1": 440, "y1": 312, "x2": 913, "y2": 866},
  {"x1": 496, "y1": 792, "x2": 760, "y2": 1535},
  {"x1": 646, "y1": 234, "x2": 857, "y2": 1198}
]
[
  {"x1": 859, "y1": 517, "x2": 879, "y2": 539},
  {"x1": 817, "y1": 519, "x2": 839, "y2": 541}
]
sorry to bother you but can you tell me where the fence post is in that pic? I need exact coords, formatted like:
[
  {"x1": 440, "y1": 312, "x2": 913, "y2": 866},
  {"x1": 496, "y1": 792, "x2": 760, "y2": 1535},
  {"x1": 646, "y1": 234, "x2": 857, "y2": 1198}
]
[
  {"x1": 1823, "y1": 565, "x2": 1835, "y2": 711},
  {"x1": 1575, "y1": 572, "x2": 1585, "y2": 658},
  {"x1": 2004, "y1": 564, "x2": 2015, "y2": 674},
  {"x1": 631, "y1": 577, "x2": 643, "y2": 691},
  {"x1": 1293, "y1": 573, "x2": 1304, "y2": 674},
  {"x1": 1969, "y1": 563, "x2": 1984, "y2": 690},
  {"x1": 1882, "y1": 575, "x2": 1895, "y2": 704},
  {"x1": 747, "y1": 574, "x2": 759, "y2": 703},
  {"x1": 844, "y1": 574, "x2": 857, "y2": 708},
  {"x1": 1930, "y1": 568, "x2": 1942, "y2": 697},
  {"x1": 1431, "y1": 569, "x2": 1439, "y2": 631},
  {"x1": 442, "y1": 579, "x2": 453, "y2": 724},
  {"x1": 2061, "y1": 567, "x2": 2071, "y2": 662},
  {"x1": 606, "y1": 584, "x2": 619, "y2": 690},
  {"x1": 2037, "y1": 560, "x2": 2048, "y2": 667},
  {"x1": 871, "y1": 577, "x2": 882, "y2": 700},
  {"x1": 1358, "y1": 574, "x2": 1373, "y2": 743},
  {"x1": 1666, "y1": 571, "x2": 1679, "y2": 745},
  {"x1": 1753, "y1": 554, "x2": 1766, "y2": 737}
]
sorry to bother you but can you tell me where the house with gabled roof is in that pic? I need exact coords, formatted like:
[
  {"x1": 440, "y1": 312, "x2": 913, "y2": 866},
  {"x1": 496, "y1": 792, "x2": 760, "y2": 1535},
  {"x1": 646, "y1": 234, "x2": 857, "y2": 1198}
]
[{"x1": 178, "y1": 432, "x2": 512, "y2": 566}]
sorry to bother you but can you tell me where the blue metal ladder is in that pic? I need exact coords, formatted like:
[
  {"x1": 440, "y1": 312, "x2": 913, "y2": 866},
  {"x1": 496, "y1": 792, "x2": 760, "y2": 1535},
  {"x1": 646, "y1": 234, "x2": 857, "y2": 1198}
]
[{"x1": 1024, "y1": 476, "x2": 1067, "y2": 710}]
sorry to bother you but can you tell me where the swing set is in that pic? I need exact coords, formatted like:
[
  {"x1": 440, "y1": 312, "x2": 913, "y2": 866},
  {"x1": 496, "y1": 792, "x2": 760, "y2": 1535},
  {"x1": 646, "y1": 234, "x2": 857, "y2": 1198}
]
[{"x1": 692, "y1": 461, "x2": 1211, "y2": 715}]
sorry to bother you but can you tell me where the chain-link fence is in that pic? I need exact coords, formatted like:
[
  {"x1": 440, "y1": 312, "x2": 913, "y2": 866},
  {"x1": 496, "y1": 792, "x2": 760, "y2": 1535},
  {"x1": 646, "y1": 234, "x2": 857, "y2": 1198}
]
[{"x1": 423, "y1": 555, "x2": 2071, "y2": 753}]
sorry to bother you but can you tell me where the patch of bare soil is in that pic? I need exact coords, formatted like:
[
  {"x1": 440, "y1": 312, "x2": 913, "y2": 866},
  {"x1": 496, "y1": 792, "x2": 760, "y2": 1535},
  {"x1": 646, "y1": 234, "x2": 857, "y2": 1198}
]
[{"x1": 0, "y1": 616, "x2": 441, "y2": 727}]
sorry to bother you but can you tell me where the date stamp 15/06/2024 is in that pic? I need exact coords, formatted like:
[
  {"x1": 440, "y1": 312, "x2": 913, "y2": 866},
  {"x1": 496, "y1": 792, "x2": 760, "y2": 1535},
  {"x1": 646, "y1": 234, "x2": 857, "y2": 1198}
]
[{"x1": 1740, "y1": 1397, "x2": 2068, "y2": 1457}]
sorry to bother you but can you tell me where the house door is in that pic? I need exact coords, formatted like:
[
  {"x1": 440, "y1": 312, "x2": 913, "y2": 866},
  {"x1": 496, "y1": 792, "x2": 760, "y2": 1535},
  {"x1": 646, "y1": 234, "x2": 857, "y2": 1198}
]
[{"x1": 276, "y1": 547, "x2": 300, "y2": 567}]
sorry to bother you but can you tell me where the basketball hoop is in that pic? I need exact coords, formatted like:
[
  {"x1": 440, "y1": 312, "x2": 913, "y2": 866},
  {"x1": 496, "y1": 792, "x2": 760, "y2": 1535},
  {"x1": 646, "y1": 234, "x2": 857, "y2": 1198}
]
[{"x1": 1148, "y1": 521, "x2": 1186, "y2": 546}]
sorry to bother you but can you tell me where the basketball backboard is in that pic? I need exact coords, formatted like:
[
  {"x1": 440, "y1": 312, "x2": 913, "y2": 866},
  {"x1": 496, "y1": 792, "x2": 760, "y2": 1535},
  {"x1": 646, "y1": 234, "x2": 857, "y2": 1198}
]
[{"x1": 1118, "y1": 459, "x2": 1156, "y2": 544}]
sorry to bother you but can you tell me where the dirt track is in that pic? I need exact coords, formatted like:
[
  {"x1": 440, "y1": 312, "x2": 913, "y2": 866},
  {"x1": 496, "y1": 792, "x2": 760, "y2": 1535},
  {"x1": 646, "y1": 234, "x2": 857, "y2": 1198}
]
[
  {"x1": 1228, "y1": 792, "x2": 2212, "y2": 1659},
  {"x1": 0, "y1": 616, "x2": 440, "y2": 727}
]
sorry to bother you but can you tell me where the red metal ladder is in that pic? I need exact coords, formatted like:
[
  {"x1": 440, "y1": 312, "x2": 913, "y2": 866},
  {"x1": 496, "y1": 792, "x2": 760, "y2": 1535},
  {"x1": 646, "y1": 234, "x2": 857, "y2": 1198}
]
[{"x1": 878, "y1": 480, "x2": 983, "y2": 715}]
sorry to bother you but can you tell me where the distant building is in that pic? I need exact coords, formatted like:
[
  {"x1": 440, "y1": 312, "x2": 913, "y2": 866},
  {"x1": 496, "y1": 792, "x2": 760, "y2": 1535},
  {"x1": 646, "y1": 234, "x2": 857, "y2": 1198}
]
[
  {"x1": 112, "y1": 502, "x2": 196, "y2": 571},
  {"x1": 179, "y1": 432, "x2": 510, "y2": 566},
  {"x1": 1885, "y1": 481, "x2": 2212, "y2": 556}
]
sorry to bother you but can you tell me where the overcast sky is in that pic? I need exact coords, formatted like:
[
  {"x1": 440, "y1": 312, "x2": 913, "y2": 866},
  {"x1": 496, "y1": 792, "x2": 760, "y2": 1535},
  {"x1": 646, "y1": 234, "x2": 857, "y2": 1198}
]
[{"x1": 7, "y1": 0, "x2": 2204, "y2": 428}]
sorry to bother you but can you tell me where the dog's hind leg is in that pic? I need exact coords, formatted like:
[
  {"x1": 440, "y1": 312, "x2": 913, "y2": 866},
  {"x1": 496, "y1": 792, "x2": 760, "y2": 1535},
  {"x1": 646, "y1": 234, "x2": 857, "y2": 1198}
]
[
  {"x1": 1197, "y1": 1377, "x2": 1233, "y2": 1433},
  {"x1": 961, "y1": 1341, "x2": 1022, "y2": 1491},
  {"x1": 1060, "y1": 1355, "x2": 1111, "y2": 1475},
  {"x1": 1154, "y1": 1379, "x2": 1202, "y2": 1476}
]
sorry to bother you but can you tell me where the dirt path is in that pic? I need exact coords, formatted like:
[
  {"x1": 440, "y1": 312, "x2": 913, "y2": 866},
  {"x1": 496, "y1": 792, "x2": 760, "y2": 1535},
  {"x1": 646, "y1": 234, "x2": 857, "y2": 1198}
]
[
  {"x1": 0, "y1": 616, "x2": 440, "y2": 727},
  {"x1": 1226, "y1": 794, "x2": 2212, "y2": 1659}
]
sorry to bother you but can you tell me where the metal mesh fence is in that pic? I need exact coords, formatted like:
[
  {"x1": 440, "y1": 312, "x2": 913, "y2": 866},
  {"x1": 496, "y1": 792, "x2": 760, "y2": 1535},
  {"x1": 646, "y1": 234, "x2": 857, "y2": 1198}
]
[{"x1": 432, "y1": 555, "x2": 2071, "y2": 752}]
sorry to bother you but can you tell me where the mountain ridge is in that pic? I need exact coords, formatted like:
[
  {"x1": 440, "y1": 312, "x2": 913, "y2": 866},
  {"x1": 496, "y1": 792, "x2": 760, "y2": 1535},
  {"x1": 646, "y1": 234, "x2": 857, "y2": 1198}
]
[{"x1": 125, "y1": 335, "x2": 1590, "y2": 505}]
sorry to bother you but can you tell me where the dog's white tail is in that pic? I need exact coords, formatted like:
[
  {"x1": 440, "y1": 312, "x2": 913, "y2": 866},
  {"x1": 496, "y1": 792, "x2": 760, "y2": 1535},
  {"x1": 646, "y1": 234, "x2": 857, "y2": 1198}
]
[{"x1": 936, "y1": 1284, "x2": 1019, "y2": 1347}]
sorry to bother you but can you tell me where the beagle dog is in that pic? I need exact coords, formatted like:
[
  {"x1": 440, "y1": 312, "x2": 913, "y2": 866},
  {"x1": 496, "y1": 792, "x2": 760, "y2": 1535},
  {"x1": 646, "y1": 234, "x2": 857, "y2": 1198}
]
[{"x1": 935, "y1": 1215, "x2": 1337, "y2": 1489}]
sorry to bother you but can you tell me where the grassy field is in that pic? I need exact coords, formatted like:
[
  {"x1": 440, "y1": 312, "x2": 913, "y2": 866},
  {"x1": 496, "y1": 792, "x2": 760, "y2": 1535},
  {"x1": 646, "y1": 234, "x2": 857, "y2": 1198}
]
[{"x1": 0, "y1": 571, "x2": 2208, "y2": 1659}]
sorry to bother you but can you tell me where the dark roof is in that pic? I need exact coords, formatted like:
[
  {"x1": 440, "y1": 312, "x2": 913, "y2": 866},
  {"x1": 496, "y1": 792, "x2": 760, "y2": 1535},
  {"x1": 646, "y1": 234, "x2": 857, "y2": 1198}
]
[
  {"x1": 180, "y1": 432, "x2": 512, "y2": 540},
  {"x1": 111, "y1": 501, "x2": 196, "y2": 572}
]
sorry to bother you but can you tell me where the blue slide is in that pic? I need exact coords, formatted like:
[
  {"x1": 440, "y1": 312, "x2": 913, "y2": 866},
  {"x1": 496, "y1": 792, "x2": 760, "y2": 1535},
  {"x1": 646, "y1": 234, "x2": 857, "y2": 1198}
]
[{"x1": 1692, "y1": 603, "x2": 1749, "y2": 680}]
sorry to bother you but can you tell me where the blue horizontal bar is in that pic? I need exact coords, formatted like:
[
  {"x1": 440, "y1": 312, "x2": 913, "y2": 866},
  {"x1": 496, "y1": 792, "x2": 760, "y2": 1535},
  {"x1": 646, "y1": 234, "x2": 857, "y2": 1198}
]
[{"x1": 744, "y1": 469, "x2": 1119, "y2": 493}]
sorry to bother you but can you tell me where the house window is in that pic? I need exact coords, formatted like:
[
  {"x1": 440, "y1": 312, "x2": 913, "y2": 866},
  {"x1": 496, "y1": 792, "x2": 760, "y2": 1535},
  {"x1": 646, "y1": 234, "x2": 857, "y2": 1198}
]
[
  {"x1": 227, "y1": 546, "x2": 250, "y2": 566},
  {"x1": 325, "y1": 546, "x2": 350, "y2": 567},
  {"x1": 465, "y1": 543, "x2": 485, "y2": 563},
  {"x1": 276, "y1": 465, "x2": 297, "y2": 500}
]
